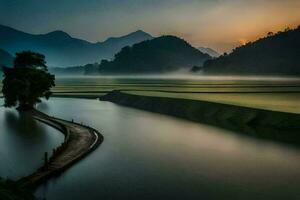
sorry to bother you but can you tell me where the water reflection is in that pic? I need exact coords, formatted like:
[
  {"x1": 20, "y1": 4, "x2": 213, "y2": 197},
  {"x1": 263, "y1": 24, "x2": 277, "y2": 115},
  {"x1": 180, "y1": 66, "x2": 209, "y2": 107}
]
[
  {"x1": 36, "y1": 98, "x2": 300, "y2": 200},
  {"x1": 0, "y1": 105, "x2": 64, "y2": 180},
  {"x1": 4, "y1": 110, "x2": 45, "y2": 139}
]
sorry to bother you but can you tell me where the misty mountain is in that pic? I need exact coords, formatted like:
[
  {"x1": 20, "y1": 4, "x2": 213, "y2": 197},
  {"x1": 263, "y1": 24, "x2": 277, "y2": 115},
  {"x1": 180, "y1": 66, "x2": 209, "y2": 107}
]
[
  {"x1": 0, "y1": 49, "x2": 13, "y2": 69},
  {"x1": 85, "y1": 36, "x2": 211, "y2": 74},
  {"x1": 198, "y1": 47, "x2": 220, "y2": 57},
  {"x1": 49, "y1": 65, "x2": 90, "y2": 75},
  {"x1": 202, "y1": 26, "x2": 300, "y2": 75},
  {"x1": 0, "y1": 25, "x2": 153, "y2": 67}
]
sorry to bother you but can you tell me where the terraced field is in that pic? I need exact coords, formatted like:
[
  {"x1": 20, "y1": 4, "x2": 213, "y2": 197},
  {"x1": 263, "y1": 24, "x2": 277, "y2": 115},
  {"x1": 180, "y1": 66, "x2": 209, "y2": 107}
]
[
  {"x1": 1, "y1": 75, "x2": 300, "y2": 113},
  {"x1": 125, "y1": 91, "x2": 300, "y2": 114}
]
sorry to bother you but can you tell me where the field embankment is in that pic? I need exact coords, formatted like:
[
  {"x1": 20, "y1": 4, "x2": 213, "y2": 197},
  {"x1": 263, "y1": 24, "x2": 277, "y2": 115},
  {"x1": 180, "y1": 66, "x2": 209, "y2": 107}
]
[
  {"x1": 100, "y1": 91, "x2": 300, "y2": 146},
  {"x1": 16, "y1": 109, "x2": 103, "y2": 190}
]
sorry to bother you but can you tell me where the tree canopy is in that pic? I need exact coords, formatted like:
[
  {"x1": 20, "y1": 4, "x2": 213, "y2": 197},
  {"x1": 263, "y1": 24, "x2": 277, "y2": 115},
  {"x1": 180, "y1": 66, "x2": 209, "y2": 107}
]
[
  {"x1": 14, "y1": 51, "x2": 47, "y2": 70},
  {"x1": 2, "y1": 51, "x2": 55, "y2": 110}
]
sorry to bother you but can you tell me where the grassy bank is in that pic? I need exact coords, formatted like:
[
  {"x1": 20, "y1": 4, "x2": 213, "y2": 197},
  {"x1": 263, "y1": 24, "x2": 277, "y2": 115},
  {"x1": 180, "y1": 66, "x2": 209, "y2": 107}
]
[
  {"x1": 125, "y1": 91, "x2": 300, "y2": 114},
  {"x1": 100, "y1": 91, "x2": 300, "y2": 147}
]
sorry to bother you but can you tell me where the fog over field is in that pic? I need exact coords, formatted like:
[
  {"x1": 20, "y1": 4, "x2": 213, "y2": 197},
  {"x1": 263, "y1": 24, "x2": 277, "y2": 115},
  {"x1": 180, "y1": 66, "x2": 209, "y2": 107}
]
[{"x1": 0, "y1": 1, "x2": 300, "y2": 200}]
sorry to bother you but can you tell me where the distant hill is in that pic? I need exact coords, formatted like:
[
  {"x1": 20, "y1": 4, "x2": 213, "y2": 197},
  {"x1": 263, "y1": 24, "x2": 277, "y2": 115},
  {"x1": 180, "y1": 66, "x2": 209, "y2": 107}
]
[
  {"x1": 0, "y1": 49, "x2": 13, "y2": 69},
  {"x1": 98, "y1": 30, "x2": 153, "y2": 57},
  {"x1": 49, "y1": 66, "x2": 86, "y2": 75},
  {"x1": 198, "y1": 47, "x2": 220, "y2": 57},
  {"x1": 0, "y1": 25, "x2": 153, "y2": 67},
  {"x1": 202, "y1": 26, "x2": 300, "y2": 75},
  {"x1": 85, "y1": 36, "x2": 211, "y2": 74}
]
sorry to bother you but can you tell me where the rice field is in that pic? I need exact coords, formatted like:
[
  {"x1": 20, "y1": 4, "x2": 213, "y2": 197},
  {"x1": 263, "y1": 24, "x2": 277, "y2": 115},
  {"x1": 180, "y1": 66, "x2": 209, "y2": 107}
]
[
  {"x1": 125, "y1": 91, "x2": 300, "y2": 114},
  {"x1": 1, "y1": 75, "x2": 300, "y2": 113}
]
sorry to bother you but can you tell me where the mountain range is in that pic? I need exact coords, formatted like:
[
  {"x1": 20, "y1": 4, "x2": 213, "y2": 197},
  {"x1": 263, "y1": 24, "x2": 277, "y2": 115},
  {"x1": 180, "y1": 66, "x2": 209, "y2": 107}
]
[
  {"x1": 202, "y1": 26, "x2": 300, "y2": 75},
  {"x1": 0, "y1": 25, "x2": 153, "y2": 67},
  {"x1": 85, "y1": 36, "x2": 211, "y2": 74},
  {"x1": 0, "y1": 49, "x2": 13, "y2": 69}
]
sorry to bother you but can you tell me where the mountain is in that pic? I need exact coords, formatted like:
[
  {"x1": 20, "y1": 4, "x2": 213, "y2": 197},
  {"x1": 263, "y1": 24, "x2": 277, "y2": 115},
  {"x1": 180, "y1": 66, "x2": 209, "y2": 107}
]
[
  {"x1": 98, "y1": 30, "x2": 153, "y2": 57},
  {"x1": 85, "y1": 36, "x2": 211, "y2": 74},
  {"x1": 202, "y1": 26, "x2": 300, "y2": 75},
  {"x1": 0, "y1": 25, "x2": 153, "y2": 67},
  {"x1": 0, "y1": 49, "x2": 13, "y2": 69},
  {"x1": 198, "y1": 47, "x2": 220, "y2": 57},
  {"x1": 49, "y1": 66, "x2": 86, "y2": 75}
]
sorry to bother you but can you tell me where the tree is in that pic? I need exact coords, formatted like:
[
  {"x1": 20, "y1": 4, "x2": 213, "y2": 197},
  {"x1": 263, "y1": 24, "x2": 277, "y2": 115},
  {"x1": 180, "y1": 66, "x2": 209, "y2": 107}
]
[
  {"x1": 267, "y1": 32, "x2": 274, "y2": 37},
  {"x1": 2, "y1": 51, "x2": 55, "y2": 110}
]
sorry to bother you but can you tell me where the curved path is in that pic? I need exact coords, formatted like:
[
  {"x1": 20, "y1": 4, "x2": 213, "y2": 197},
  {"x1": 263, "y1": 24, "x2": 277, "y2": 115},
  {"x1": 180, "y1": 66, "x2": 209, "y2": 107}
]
[{"x1": 16, "y1": 109, "x2": 103, "y2": 189}]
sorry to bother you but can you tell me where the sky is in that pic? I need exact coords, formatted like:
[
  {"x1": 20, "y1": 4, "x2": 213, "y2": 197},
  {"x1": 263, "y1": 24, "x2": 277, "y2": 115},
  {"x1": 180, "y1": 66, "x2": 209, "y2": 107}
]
[{"x1": 0, "y1": 0, "x2": 300, "y2": 53}]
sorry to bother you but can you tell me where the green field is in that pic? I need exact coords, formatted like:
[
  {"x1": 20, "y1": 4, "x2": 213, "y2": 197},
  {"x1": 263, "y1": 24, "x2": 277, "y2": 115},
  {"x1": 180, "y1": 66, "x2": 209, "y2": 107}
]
[
  {"x1": 1, "y1": 75, "x2": 300, "y2": 114},
  {"x1": 125, "y1": 91, "x2": 300, "y2": 114}
]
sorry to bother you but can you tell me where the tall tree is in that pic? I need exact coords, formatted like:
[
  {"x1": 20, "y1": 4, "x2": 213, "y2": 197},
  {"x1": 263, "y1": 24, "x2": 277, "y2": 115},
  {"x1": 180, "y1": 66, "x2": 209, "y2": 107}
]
[{"x1": 2, "y1": 51, "x2": 55, "y2": 110}]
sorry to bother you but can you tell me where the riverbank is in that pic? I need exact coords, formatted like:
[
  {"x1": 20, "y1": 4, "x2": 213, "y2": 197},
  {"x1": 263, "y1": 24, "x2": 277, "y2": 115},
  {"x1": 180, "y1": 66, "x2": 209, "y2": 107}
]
[
  {"x1": 100, "y1": 91, "x2": 300, "y2": 147},
  {"x1": 16, "y1": 109, "x2": 103, "y2": 190}
]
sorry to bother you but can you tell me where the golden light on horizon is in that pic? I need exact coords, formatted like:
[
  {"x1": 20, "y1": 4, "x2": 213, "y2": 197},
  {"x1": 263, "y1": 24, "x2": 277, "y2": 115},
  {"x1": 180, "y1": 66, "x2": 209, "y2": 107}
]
[
  {"x1": 0, "y1": 0, "x2": 299, "y2": 53},
  {"x1": 238, "y1": 39, "x2": 248, "y2": 46}
]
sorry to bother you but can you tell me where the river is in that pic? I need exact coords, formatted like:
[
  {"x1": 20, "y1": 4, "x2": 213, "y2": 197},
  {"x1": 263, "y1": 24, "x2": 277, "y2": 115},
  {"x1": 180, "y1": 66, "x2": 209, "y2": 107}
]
[
  {"x1": 0, "y1": 99, "x2": 64, "y2": 179},
  {"x1": 30, "y1": 98, "x2": 300, "y2": 200}
]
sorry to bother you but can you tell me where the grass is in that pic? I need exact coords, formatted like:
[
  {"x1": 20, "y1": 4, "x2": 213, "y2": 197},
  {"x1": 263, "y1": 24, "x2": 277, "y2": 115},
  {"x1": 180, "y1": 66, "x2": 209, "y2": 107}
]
[
  {"x1": 53, "y1": 76, "x2": 300, "y2": 114},
  {"x1": 1, "y1": 76, "x2": 300, "y2": 114},
  {"x1": 125, "y1": 91, "x2": 300, "y2": 114}
]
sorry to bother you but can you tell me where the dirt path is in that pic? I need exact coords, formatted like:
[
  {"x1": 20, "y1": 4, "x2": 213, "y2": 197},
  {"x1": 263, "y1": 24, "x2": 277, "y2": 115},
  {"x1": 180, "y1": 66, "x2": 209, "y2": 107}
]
[{"x1": 16, "y1": 109, "x2": 103, "y2": 189}]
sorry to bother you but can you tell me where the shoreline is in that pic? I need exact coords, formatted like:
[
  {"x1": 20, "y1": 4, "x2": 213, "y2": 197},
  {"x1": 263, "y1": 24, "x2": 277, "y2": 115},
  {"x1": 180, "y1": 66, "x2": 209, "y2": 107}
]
[
  {"x1": 100, "y1": 91, "x2": 300, "y2": 147},
  {"x1": 16, "y1": 109, "x2": 103, "y2": 190}
]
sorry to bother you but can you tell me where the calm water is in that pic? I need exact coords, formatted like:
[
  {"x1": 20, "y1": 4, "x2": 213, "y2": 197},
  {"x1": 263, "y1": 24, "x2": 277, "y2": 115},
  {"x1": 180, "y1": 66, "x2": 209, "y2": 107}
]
[
  {"x1": 0, "y1": 99, "x2": 64, "y2": 180},
  {"x1": 33, "y1": 98, "x2": 300, "y2": 200}
]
